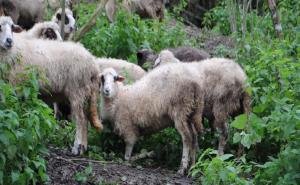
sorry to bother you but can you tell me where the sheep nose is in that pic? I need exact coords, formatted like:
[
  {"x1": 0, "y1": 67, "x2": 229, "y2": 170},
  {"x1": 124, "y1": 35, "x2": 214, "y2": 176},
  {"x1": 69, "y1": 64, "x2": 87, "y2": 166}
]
[
  {"x1": 5, "y1": 38, "x2": 13, "y2": 48},
  {"x1": 6, "y1": 38, "x2": 12, "y2": 44},
  {"x1": 104, "y1": 88, "x2": 110, "y2": 94}
]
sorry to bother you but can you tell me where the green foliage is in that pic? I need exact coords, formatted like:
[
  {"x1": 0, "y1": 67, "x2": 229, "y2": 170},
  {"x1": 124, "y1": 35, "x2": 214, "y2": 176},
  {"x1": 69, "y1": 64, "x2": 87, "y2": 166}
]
[
  {"x1": 75, "y1": 164, "x2": 93, "y2": 183},
  {"x1": 191, "y1": 149, "x2": 253, "y2": 185},
  {"x1": 76, "y1": 4, "x2": 193, "y2": 62},
  {"x1": 0, "y1": 64, "x2": 55, "y2": 185},
  {"x1": 191, "y1": 0, "x2": 300, "y2": 184}
]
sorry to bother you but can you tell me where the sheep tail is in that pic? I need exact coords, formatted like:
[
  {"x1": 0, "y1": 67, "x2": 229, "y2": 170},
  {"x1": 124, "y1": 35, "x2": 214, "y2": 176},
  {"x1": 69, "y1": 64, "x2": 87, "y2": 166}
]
[
  {"x1": 193, "y1": 84, "x2": 204, "y2": 134},
  {"x1": 237, "y1": 91, "x2": 251, "y2": 157},
  {"x1": 242, "y1": 91, "x2": 251, "y2": 116},
  {"x1": 89, "y1": 90, "x2": 103, "y2": 132}
]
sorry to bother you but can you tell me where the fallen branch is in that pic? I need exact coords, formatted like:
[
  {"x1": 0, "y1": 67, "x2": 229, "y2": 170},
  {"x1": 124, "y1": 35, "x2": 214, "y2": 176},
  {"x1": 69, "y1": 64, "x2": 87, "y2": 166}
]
[
  {"x1": 72, "y1": 0, "x2": 107, "y2": 42},
  {"x1": 131, "y1": 151, "x2": 155, "y2": 161}
]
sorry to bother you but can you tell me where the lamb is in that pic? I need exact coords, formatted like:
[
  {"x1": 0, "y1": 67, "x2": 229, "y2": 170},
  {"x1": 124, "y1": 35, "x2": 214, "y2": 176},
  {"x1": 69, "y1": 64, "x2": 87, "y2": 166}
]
[
  {"x1": 105, "y1": 0, "x2": 165, "y2": 22},
  {"x1": 0, "y1": 16, "x2": 103, "y2": 155},
  {"x1": 51, "y1": 8, "x2": 76, "y2": 40},
  {"x1": 100, "y1": 67, "x2": 204, "y2": 175},
  {"x1": 137, "y1": 46, "x2": 210, "y2": 70},
  {"x1": 0, "y1": 0, "x2": 45, "y2": 30},
  {"x1": 155, "y1": 50, "x2": 251, "y2": 155},
  {"x1": 18, "y1": 21, "x2": 63, "y2": 41},
  {"x1": 95, "y1": 58, "x2": 146, "y2": 82}
]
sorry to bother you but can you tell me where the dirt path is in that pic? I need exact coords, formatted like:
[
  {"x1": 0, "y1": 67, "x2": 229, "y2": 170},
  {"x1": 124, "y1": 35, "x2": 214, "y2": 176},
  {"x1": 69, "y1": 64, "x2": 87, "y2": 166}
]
[{"x1": 46, "y1": 146, "x2": 195, "y2": 185}]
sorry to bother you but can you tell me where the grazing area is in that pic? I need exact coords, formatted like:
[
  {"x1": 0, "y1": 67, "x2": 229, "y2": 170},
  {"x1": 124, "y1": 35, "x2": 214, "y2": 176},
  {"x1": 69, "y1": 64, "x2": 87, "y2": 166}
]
[{"x1": 0, "y1": 0, "x2": 299, "y2": 185}]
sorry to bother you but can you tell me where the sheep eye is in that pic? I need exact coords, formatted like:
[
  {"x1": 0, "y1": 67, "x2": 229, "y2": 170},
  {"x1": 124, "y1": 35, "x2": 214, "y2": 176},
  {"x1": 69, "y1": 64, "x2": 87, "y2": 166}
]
[
  {"x1": 65, "y1": 16, "x2": 69, "y2": 24},
  {"x1": 114, "y1": 76, "x2": 118, "y2": 81},
  {"x1": 101, "y1": 75, "x2": 105, "y2": 84},
  {"x1": 0, "y1": 25, "x2": 2, "y2": 31}
]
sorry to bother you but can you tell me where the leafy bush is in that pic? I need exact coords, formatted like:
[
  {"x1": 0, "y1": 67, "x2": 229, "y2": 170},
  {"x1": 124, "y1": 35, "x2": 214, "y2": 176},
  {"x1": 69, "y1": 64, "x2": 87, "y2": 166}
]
[
  {"x1": 76, "y1": 4, "x2": 194, "y2": 62},
  {"x1": 0, "y1": 64, "x2": 56, "y2": 185},
  {"x1": 192, "y1": 1, "x2": 300, "y2": 184},
  {"x1": 191, "y1": 149, "x2": 253, "y2": 185}
]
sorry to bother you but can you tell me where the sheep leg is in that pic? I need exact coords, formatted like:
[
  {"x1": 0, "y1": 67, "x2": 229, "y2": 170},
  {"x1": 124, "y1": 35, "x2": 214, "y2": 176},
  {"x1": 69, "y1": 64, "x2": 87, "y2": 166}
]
[
  {"x1": 123, "y1": 133, "x2": 138, "y2": 161},
  {"x1": 217, "y1": 121, "x2": 229, "y2": 155},
  {"x1": 189, "y1": 123, "x2": 198, "y2": 167},
  {"x1": 212, "y1": 104, "x2": 229, "y2": 155},
  {"x1": 175, "y1": 120, "x2": 193, "y2": 175},
  {"x1": 71, "y1": 100, "x2": 88, "y2": 155}
]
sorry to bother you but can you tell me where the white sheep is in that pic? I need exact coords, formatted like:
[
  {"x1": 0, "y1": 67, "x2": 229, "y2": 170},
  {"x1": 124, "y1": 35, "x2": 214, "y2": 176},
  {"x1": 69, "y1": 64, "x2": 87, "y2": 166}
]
[
  {"x1": 95, "y1": 58, "x2": 146, "y2": 82},
  {"x1": 0, "y1": 16, "x2": 103, "y2": 155},
  {"x1": 18, "y1": 21, "x2": 63, "y2": 41},
  {"x1": 100, "y1": 67, "x2": 204, "y2": 175},
  {"x1": 54, "y1": 58, "x2": 146, "y2": 121},
  {"x1": 155, "y1": 50, "x2": 251, "y2": 155},
  {"x1": 51, "y1": 8, "x2": 76, "y2": 39},
  {"x1": 153, "y1": 49, "x2": 180, "y2": 68},
  {"x1": 105, "y1": 0, "x2": 165, "y2": 22}
]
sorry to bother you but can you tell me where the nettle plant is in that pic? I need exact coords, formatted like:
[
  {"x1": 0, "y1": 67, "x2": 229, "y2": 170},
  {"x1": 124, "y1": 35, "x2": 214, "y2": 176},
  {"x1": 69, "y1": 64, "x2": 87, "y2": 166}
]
[{"x1": 0, "y1": 63, "x2": 55, "y2": 185}]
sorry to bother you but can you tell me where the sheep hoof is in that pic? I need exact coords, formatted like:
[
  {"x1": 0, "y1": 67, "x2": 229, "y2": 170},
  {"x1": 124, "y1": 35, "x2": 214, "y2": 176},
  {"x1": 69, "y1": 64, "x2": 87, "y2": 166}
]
[
  {"x1": 177, "y1": 168, "x2": 187, "y2": 176},
  {"x1": 217, "y1": 150, "x2": 224, "y2": 156},
  {"x1": 93, "y1": 120, "x2": 103, "y2": 132},
  {"x1": 71, "y1": 144, "x2": 86, "y2": 155}
]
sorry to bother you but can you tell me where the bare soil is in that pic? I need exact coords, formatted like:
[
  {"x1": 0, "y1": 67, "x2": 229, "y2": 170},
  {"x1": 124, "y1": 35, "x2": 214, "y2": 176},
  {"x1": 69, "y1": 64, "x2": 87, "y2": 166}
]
[{"x1": 46, "y1": 146, "x2": 195, "y2": 185}]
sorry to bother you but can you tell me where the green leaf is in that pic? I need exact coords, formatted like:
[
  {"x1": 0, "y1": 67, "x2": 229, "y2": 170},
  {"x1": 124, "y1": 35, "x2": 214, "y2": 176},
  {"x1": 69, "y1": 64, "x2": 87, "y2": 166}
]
[
  {"x1": 0, "y1": 171, "x2": 3, "y2": 185},
  {"x1": 241, "y1": 134, "x2": 252, "y2": 149},
  {"x1": 7, "y1": 145, "x2": 17, "y2": 160},
  {"x1": 0, "y1": 154, "x2": 6, "y2": 169},
  {"x1": 0, "y1": 133, "x2": 9, "y2": 146},
  {"x1": 231, "y1": 114, "x2": 248, "y2": 130},
  {"x1": 75, "y1": 173, "x2": 87, "y2": 183},
  {"x1": 219, "y1": 154, "x2": 234, "y2": 161},
  {"x1": 85, "y1": 165, "x2": 93, "y2": 175},
  {"x1": 233, "y1": 133, "x2": 242, "y2": 144},
  {"x1": 11, "y1": 171, "x2": 20, "y2": 183}
]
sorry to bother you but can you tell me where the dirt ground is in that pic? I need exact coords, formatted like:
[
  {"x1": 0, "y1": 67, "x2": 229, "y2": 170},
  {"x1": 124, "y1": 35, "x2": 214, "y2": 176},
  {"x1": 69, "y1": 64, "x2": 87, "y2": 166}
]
[{"x1": 46, "y1": 146, "x2": 195, "y2": 185}]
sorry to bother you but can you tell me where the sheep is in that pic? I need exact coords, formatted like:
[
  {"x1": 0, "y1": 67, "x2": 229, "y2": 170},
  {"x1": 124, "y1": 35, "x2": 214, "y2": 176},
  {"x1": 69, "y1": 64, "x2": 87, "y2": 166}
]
[
  {"x1": 105, "y1": 0, "x2": 165, "y2": 22},
  {"x1": 55, "y1": 58, "x2": 146, "y2": 121},
  {"x1": 153, "y1": 49, "x2": 181, "y2": 68},
  {"x1": 95, "y1": 58, "x2": 146, "y2": 82},
  {"x1": 0, "y1": 16, "x2": 103, "y2": 155},
  {"x1": 18, "y1": 21, "x2": 63, "y2": 41},
  {"x1": 99, "y1": 67, "x2": 205, "y2": 175},
  {"x1": 47, "y1": 0, "x2": 73, "y2": 10},
  {"x1": 137, "y1": 46, "x2": 210, "y2": 70},
  {"x1": 51, "y1": 8, "x2": 76, "y2": 40},
  {"x1": 155, "y1": 50, "x2": 251, "y2": 155},
  {"x1": 0, "y1": 0, "x2": 45, "y2": 30}
]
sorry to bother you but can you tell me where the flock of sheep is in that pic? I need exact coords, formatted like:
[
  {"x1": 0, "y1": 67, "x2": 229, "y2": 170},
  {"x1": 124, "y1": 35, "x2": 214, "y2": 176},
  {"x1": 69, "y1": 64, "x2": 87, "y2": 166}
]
[{"x1": 0, "y1": 0, "x2": 251, "y2": 175}]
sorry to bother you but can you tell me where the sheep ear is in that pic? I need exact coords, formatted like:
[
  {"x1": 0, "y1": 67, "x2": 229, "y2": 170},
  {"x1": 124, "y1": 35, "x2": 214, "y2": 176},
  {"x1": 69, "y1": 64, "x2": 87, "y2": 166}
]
[
  {"x1": 137, "y1": 51, "x2": 144, "y2": 60},
  {"x1": 12, "y1": 24, "x2": 23, "y2": 33},
  {"x1": 117, "y1": 76, "x2": 125, "y2": 82},
  {"x1": 56, "y1": 13, "x2": 61, "y2": 20}
]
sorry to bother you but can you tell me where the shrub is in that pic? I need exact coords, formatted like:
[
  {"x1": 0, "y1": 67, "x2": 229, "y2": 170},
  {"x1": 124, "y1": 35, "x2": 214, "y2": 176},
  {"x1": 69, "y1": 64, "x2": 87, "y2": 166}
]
[{"x1": 0, "y1": 63, "x2": 55, "y2": 185}]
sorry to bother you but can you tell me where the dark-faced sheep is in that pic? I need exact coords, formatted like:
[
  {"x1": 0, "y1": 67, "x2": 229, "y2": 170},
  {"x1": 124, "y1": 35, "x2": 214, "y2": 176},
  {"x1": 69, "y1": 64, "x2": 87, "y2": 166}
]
[
  {"x1": 51, "y1": 8, "x2": 76, "y2": 40},
  {"x1": 155, "y1": 50, "x2": 251, "y2": 155},
  {"x1": 18, "y1": 21, "x2": 62, "y2": 41},
  {"x1": 105, "y1": 0, "x2": 165, "y2": 22},
  {"x1": 137, "y1": 46, "x2": 210, "y2": 70},
  {"x1": 100, "y1": 67, "x2": 204, "y2": 175},
  {"x1": 0, "y1": 16, "x2": 103, "y2": 155}
]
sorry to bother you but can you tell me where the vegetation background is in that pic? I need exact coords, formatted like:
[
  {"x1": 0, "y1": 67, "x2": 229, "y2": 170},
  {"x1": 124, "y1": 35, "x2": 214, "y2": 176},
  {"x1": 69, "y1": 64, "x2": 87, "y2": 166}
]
[{"x1": 0, "y1": 0, "x2": 299, "y2": 184}]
